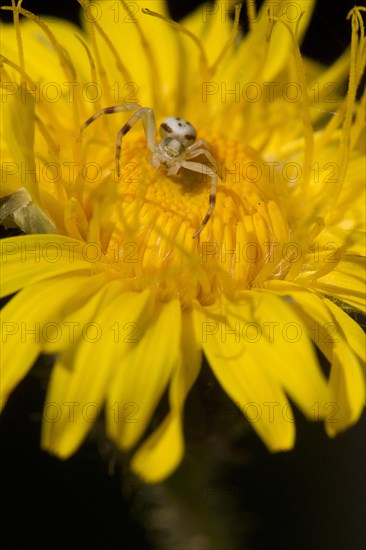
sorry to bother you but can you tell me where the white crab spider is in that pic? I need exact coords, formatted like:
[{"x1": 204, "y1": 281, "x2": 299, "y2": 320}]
[{"x1": 81, "y1": 103, "x2": 218, "y2": 238}]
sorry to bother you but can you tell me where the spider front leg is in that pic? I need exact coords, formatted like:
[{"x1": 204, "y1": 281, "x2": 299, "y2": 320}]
[
  {"x1": 81, "y1": 103, "x2": 142, "y2": 132},
  {"x1": 180, "y1": 161, "x2": 218, "y2": 239},
  {"x1": 185, "y1": 147, "x2": 219, "y2": 172},
  {"x1": 81, "y1": 103, "x2": 156, "y2": 178},
  {"x1": 115, "y1": 107, "x2": 156, "y2": 177}
]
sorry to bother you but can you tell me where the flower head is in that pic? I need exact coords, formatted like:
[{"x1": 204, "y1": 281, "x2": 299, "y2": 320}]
[{"x1": 1, "y1": 0, "x2": 365, "y2": 482}]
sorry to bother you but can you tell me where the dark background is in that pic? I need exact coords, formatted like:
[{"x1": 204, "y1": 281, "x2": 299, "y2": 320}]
[{"x1": 1, "y1": 1, "x2": 365, "y2": 549}]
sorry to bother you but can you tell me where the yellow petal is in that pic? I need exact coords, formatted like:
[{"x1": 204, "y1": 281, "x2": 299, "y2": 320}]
[
  {"x1": 263, "y1": 281, "x2": 366, "y2": 435},
  {"x1": 81, "y1": 1, "x2": 179, "y2": 113},
  {"x1": 193, "y1": 297, "x2": 295, "y2": 451},
  {"x1": 262, "y1": 0, "x2": 315, "y2": 80},
  {"x1": 106, "y1": 298, "x2": 181, "y2": 449},
  {"x1": 194, "y1": 291, "x2": 332, "y2": 450},
  {"x1": 0, "y1": 274, "x2": 105, "y2": 409},
  {"x1": 325, "y1": 345, "x2": 365, "y2": 437},
  {"x1": 1, "y1": 82, "x2": 36, "y2": 194},
  {"x1": 41, "y1": 284, "x2": 152, "y2": 457},
  {"x1": 324, "y1": 297, "x2": 366, "y2": 367},
  {"x1": 313, "y1": 256, "x2": 366, "y2": 311},
  {"x1": 131, "y1": 311, "x2": 201, "y2": 482},
  {"x1": 0, "y1": 235, "x2": 94, "y2": 297}
]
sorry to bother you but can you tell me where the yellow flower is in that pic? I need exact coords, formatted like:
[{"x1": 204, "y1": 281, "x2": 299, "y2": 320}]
[{"x1": 0, "y1": 1, "x2": 365, "y2": 482}]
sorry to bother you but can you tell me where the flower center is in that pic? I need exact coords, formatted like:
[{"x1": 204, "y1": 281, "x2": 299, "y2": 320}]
[{"x1": 81, "y1": 130, "x2": 291, "y2": 304}]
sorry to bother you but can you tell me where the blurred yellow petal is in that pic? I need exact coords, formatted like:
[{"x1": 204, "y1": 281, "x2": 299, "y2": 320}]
[
  {"x1": 263, "y1": 282, "x2": 366, "y2": 434},
  {"x1": 107, "y1": 298, "x2": 181, "y2": 449},
  {"x1": 131, "y1": 311, "x2": 201, "y2": 482},
  {"x1": 0, "y1": 274, "x2": 106, "y2": 409},
  {"x1": 193, "y1": 292, "x2": 332, "y2": 451},
  {"x1": 41, "y1": 284, "x2": 152, "y2": 456},
  {"x1": 1, "y1": 235, "x2": 94, "y2": 296}
]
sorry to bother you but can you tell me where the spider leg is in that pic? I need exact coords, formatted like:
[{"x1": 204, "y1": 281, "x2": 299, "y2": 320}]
[
  {"x1": 115, "y1": 107, "x2": 156, "y2": 177},
  {"x1": 185, "y1": 147, "x2": 218, "y2": 171},
  {"x1": 81, "y1": 103, "x2": 157, "y2": 178},
  {"x1": 186, "y1": 139, "x2": 210, "y2": 151},
  {"x1": 80, "y1": 103, "x2": 142, "y2": 132},
  {"x1": 180, "y1": 161, "x2": 218, "y2": 239},
  {"x1": 166, "y1": 163, "x2": 181, "y2": 177}
]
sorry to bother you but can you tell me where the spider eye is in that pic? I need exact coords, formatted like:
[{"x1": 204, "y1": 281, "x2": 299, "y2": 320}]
[{"x1": 159, "y1": 117, "x2": 196, "y2": 146}]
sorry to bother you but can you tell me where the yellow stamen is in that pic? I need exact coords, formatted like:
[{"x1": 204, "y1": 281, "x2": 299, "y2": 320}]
[
  {"x1": 267, "y1": 14, "x2": 314, "y2": 189},
  {"x1": 142, "y1": 7, "x2": 209, "y2": 80},
  {"x1": 210, "y1": 3, "x2": 242, "y2": 75},
  {"x1": 121, "y1": 1, "x2": 163, "y2": 113}
]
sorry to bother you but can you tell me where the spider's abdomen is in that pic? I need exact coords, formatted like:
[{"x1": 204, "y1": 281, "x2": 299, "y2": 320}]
[{"x1": 159, "y1": 117, "x2": 196, "y2": 146}]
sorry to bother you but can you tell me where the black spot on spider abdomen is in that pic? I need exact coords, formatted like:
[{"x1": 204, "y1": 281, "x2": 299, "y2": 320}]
[{"x1": 161, "y1": 122, "x2": 173, "y2": 133}]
